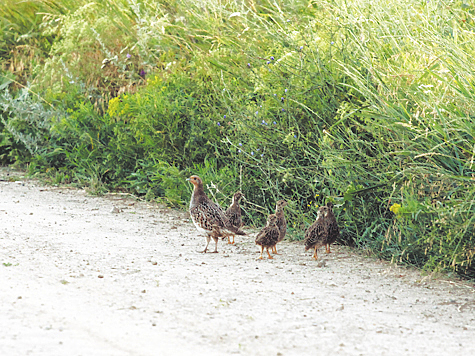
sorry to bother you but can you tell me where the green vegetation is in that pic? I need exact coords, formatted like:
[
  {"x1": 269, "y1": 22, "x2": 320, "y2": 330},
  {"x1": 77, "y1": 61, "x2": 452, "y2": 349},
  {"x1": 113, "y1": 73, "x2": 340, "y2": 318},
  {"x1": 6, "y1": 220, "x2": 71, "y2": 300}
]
[{"x1": 1, "y1": 0, "x2": 474, "y2": 277}]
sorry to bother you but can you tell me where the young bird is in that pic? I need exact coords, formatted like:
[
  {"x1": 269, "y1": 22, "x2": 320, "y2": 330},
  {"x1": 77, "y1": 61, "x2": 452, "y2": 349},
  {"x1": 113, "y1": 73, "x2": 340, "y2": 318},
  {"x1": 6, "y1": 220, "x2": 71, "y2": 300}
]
[
  {"x1": 224, "y1": 191, "x2": 245, "y2": 244},
  {"x1": 187, "y1": 176, "x2": 244, "y2": 253},
  {"x1": 304, "y1": 202, "x2": 340, "y2": 260},
  {"x1": 272, "y1": 200, "x2": 288, "y2": 254},
  {"x1": 323, "y1": 202, "x2": 340, "y2": 253},
  {"x1": 255, "y1": 214, "x2": 280, "y2": 260}
]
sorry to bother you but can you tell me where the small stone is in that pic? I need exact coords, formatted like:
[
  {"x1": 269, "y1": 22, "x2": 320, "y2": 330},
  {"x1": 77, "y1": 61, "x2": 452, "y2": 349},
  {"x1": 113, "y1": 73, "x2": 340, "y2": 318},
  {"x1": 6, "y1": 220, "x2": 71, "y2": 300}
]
[
  {"x1": 98, "y1": 275, "x2": 104, "y2": 278},
  {"x1": 317, "y1": 260, "x2": 326, "y2": 267}
]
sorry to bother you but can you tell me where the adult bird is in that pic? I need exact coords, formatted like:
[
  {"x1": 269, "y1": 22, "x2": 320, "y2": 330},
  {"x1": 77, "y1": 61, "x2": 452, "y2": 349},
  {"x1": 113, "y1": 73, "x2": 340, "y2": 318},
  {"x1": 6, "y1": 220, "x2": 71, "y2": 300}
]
[
  {"x1": 187, "y1": 175, "x2": 244, "y2": 253},
  {"x1": 255, "y1": 214, "x2": 280, "y2": 260},
  {"x1": 272, "y1": 200, "x2": 288, "y2": 254},
  {"x1": 304, "y1": 202, "x2": 340, "y2": 260},
  {"x1": 224, "y1": 191, "x2": 245, "y2": 245}
]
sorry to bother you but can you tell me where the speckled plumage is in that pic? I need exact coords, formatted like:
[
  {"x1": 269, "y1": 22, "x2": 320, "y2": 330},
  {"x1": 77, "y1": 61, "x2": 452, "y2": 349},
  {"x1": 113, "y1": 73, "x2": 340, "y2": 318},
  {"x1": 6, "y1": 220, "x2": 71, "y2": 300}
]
[
  {"x1": 187, "y1": 175, "x2": 243, "y2": 253},
  {"x1": 224, "y1": 191, "x2": 245, "y2": 244},
  {"x1": 304, "y1": 202, "x2": 340, "y2": 260},
  {"x1": 324, "y1": 202, "x2": 340, "y2": 247},
  {"x1": 255, "y1": 214, "x2": 280, "y2": 259},
  {"x1": 272, "y1": 200, "x2": 288, "y2": 254}
]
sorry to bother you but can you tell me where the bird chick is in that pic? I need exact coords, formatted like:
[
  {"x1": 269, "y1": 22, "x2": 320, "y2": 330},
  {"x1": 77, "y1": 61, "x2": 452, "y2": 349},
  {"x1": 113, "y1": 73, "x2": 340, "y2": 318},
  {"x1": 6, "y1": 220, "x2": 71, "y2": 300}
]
[
  {"x1": 272, "y1": 200, "x2": 288, "y2": 254},
  {"x1": 255, "y1": 214, "x2": 280, "y2": 260},
  {"x1": 304, "y1": 202, "x2": 340, "y2": 260},
  {"x1": 323, "y1": 202, "x2": 339, "y2": 253},
  {"x1": 224, "y1": 191, "x2": 246, "y2": 244}
]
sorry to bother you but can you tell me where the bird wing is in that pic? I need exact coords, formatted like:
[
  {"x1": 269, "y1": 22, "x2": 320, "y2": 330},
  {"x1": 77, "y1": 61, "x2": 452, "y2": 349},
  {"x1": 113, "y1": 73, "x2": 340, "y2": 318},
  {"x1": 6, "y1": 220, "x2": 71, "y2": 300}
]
[
  {"x1": 255, "y1": 226, "x2": 279, "y2": 246},
  {"x1": 304, "y1": 221, "x2": 326, "y2": 250},
  {"x1": 190, "y1": 197, "x2": 227, "y2": 232},
  {"x1": 225, "y1": 207, "x2": 242, "y2": 229}
]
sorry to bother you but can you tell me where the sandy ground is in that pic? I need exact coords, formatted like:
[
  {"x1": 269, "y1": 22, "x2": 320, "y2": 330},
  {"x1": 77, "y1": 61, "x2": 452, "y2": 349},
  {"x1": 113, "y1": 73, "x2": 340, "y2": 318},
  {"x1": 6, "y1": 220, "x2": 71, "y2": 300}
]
[{"x1": 1, "y1": 169, "x2": 475, "y2": 356}]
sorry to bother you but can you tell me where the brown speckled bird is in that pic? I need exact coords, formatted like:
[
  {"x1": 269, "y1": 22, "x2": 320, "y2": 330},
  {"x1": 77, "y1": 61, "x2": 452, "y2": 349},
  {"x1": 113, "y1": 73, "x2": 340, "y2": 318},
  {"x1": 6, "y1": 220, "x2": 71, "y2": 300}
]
[
  {"x1": 304, "y1": 202, "x2": 340, "y2": 260},
  {"x1": 255, "y1": 214, "x2": 280, "y2": 260},
  {"x1": 187, "y1": 175, "x2": 244, "y2": 253},
  {"x1": 324, "y1": 202, "x2": 340, "y2": 252},
  {"x1": 272, "y1": 200, "x2": 288, "y2": 254},
  {"x1": 224, "y1": 191, "x2": 245, "y2": 245}
]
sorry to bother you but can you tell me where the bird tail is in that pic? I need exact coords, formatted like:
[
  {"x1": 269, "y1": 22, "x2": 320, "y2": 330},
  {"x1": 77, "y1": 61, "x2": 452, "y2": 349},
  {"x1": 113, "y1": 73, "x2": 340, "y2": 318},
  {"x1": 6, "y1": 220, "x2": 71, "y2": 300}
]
[{"x1": 224, "y1": 223, "x2": 246, "y2": 235}]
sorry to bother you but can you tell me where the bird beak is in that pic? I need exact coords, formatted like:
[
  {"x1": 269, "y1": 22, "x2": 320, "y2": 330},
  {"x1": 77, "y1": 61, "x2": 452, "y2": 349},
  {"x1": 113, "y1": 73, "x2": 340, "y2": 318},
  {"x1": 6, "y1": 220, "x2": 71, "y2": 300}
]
[{"x1": 186, "y1": 178, "x2": 190, "y2": 181}]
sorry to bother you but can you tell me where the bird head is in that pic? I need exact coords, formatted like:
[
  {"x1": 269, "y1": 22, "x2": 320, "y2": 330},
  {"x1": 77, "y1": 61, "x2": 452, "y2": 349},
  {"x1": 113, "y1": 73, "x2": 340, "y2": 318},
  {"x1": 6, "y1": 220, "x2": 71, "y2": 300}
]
[
  {"x1": 233, "y1": 191, "x2": 244, "y2": 203},
  {"x1": 326, "y1": 201, "x2": 334, "y2": 210},
  {"x1": 318, "y1": 205, "x2": 330, "y2": 218},
  {"x1": 186, "y1": 175, "x2": 203, "y2": 188},
  {"x1": 276, "y1": 200, "x2": 288, "y2": 210}
]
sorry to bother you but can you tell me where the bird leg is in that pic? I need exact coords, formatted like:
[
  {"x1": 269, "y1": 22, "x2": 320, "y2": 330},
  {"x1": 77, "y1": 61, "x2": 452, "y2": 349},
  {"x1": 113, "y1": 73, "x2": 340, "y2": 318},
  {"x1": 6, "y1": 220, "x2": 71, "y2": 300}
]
[
  {"x1": 212, "y1": 237, "x2": 219, "y2": 253},
  {"x1": 267, "y1": 248, "x2": 274, "y2": 259},
  {"x1": 325, "y1": 244, "x2": 331, "y2": 254},
  {"x1": 257, "y1": 245, "x2": 264, "y2": 260},
  {"x1": 227, "y1": 234, "x2": 235, "y2": 244},
  {"x1": 201, "y1": 235, "x2": 211, "y2": 253},
  {"x1": 272, "y1": 245, "x2": 281, "y2": 255},
  {"x1": 312, "y1": 246, "x2": 318, "y2": 260}
]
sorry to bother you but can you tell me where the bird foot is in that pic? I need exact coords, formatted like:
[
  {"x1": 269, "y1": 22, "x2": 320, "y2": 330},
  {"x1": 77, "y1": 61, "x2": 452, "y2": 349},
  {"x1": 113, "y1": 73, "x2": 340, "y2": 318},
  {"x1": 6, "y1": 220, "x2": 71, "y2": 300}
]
[
  {"x1": 257, "y1": 256, "x2": 264, "y2": 260},
  {"x1": 268, "y1": 255, "x2": 274, "y2": 259},
  {"x1": 211, "y1": 250, "x2": 219, "y2": 253}
]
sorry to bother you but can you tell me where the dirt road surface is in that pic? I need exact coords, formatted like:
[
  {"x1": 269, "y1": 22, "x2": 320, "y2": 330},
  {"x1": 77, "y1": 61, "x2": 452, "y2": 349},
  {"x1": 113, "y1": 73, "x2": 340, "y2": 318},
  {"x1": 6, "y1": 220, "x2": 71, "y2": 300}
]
[{"x1": 1, "y1": 171, "x2": 475, "y2": 355}]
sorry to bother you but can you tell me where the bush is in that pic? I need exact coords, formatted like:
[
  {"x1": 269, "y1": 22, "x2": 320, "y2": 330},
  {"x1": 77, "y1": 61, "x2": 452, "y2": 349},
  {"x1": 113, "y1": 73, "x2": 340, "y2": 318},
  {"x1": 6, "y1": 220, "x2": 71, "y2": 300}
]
[{"x1": 1, "y1": 0, "x2": 475, "y2": 277}]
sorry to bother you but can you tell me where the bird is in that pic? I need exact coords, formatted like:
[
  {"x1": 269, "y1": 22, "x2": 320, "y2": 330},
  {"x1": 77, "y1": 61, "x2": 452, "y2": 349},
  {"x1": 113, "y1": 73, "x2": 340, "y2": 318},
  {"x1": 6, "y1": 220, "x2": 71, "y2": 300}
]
[
  {"x1": 224, "y1": 191, "x2": 245, "y2": 244},
  {"x1": 255, "y1": 214, "x2": 280, "y2": 260},
  {"x1": 272, "y1": 200, "x2": 288, "y2": 254},
  {"x1": 304, "y1": 202, "x2": 340, "y2": 260},
  {"x1": 187, "y1": 175, "x2": 244, "y2": 253},
  {"x1": 323, "y1": 202, "x2": 340, "y2": 253}
]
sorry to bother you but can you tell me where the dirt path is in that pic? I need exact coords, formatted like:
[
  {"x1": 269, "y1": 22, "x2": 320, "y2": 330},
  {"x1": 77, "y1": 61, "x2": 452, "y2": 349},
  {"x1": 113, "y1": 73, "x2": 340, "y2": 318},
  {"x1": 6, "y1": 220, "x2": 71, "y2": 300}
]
[{"x1": 1, "y1": 171, "x2": 475, "y2": 355}]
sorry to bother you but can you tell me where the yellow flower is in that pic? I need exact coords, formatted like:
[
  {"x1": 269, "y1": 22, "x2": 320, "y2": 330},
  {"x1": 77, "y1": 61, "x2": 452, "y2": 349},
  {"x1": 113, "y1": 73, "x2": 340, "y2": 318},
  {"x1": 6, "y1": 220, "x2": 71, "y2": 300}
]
[
  {"x1": 389, "y1": 203, "x2": 402, "y2": 215},
  {"x1": 107, "y1": 97, "x2": 120, "y2": 117}
]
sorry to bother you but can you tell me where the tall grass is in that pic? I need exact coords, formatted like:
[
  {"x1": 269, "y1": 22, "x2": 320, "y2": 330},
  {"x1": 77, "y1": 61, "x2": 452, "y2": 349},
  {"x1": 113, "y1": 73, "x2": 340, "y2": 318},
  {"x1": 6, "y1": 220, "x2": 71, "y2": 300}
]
[{"x1": 1, "y1": 0, "x2": 474, "y2": 277}]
